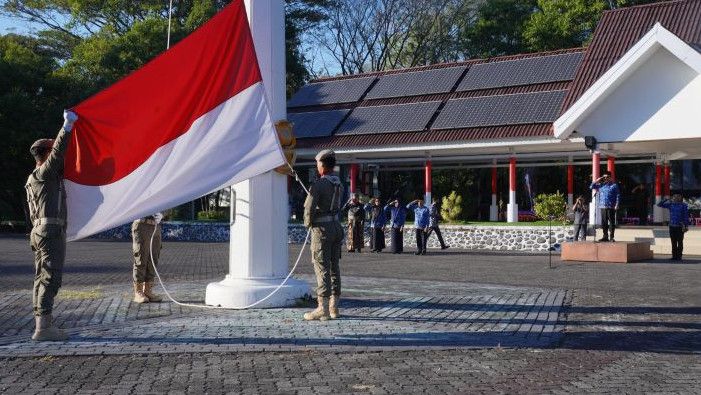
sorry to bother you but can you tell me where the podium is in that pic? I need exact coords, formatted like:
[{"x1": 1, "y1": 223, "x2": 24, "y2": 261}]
[{"x1": 561, "y1": 241, "x2": 653, "y2": 263}]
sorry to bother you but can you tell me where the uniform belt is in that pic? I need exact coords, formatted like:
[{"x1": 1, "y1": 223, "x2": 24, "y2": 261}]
[
  {"x1": 34, "y1": 217, "x2": 65, "y2": 226},
  {"x1": 313, "y1": 215, "x2": 337, "y2": 224},
  {"x1": 137, "y1": 219, "x2": 158, "y2": 225}
]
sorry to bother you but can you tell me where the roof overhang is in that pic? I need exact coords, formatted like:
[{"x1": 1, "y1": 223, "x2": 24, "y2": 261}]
[{"x1": 554, "y1": 23, "x2": 701, "y2": 140}]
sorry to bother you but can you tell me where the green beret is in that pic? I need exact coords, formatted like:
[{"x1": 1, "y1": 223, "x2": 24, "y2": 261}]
[{"x1": 315, "y1": 149, "x2": 335, "y2": 161}]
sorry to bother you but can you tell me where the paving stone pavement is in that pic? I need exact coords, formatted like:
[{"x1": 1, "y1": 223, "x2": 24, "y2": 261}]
[{"x1": 0, "y1": 236, "x2": 699, "y2": 394}]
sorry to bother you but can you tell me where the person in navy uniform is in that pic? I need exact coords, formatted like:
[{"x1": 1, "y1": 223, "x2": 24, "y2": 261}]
[
  {"x1": 426, "y1": 198, "x2": 449, "y2": 250},
  {"x1": 407, "y1": 199, "x2": 430, "y2": 255},
  {"x1": 658, "y1": 194, "x2": 690, "y2": 261},
  {"x1": 384, "y1": 199, "x2": 407, "y2": 254},
  {"x1": 590, "y1": 171, "x2": 620, "y2": 242},
  {"x1": 364, "y1": 197, "x2": 387, "y2": 253}
]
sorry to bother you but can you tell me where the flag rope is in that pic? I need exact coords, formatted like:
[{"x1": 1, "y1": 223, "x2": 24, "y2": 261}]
[{"x1": 149, "y1": 163, "x2": 312, "y2": 309}]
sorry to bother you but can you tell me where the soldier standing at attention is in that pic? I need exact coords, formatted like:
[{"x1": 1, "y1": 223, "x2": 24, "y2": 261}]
[
  {"x1": 364, "y1": 197, "x2": 387, "y2": 253},
  {"x1": 25, "y1": 110, "x2": 77, "y2": 341},
  {"x1": 407, "y1": 199, "x2": 430, "y2": 255},
  {"x1": 303, "y1": 150, "x2": 344, "y2": 320},
  {"x1": 342, "y1": 193, "x2": 365, "y2": 252},
  {"x1": 384, "y1": 199, "x2": 407, "y2": 254},
  {"x1": 131, "y1": 212, "x2": 164, "y2": 303}
]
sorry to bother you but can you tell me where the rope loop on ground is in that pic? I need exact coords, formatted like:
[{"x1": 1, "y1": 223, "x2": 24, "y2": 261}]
[{"x1": 149, "y1": 162, "x2": 311, "y2": 310}]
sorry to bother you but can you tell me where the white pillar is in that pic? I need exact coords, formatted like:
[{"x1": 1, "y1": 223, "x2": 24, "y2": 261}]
[
  {"x1": 507, "y1": 157, "x2": 518, "y2": 223},
  {"x1": 489, "y1": 159, "x2": 498, "y2": 221},
  {"x1": 589, "y1": 151, "x2": 600, "y2": 226},
  {"x1": 205, "y1": 0, "x2": 309, "y2": 308},
  {"x1": 653, "y1": 162, "x2": 664, "y2": 223}
]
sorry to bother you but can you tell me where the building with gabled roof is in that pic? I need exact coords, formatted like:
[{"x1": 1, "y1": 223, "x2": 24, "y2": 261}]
[{"x1": 289, "y1": 0, "x2": 701, "y2": 224}]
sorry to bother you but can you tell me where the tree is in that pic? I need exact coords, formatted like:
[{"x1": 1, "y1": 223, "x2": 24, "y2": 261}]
[
  {"x1": 533, "y1": 192, "x2": 567, "y2": 221},
  {"x1": 285, "y1": 0, "x2": 331, "y2": 96},
  {"x1": 462, "y1": 0, "x2": 536, "y2": 58},
  {"x1": 523, "y1": 0, "x2": 606, "y2": 51},
  {"x1": 0, "y1": 34, "x2": 71, "y2": 221},
  {"x1": 311, "y1": 0, "x2": 472, "y2": 75},
  {"x1": 440, "y1": 191, "x2": 463, "y2": 222}
]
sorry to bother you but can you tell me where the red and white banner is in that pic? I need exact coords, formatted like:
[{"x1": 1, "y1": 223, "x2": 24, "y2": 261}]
[{"x1": 64, "y1": 0, "x2": 284, "y2": 240}]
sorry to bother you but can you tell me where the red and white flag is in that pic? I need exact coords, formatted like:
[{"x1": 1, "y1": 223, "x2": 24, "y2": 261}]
[{"x1": 64, "y1": 0, "x2": 284, "y2": 240}]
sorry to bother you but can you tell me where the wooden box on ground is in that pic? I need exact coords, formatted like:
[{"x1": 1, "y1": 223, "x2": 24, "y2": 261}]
[{"x1": 561, "y1": 241, "x2": 653, "y2": 263}]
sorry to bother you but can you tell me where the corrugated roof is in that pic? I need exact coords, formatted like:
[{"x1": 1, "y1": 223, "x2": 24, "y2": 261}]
[{"x1": 562, "y1": 0, "x2": 701, "y2": 111}]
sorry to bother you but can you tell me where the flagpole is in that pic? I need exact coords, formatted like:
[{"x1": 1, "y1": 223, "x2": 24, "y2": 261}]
[{"x1": 205, "y1": 0, "x2": 309, "y2": 308}]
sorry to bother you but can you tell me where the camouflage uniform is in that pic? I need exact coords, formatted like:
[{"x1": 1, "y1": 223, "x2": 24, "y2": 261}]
[
  {"x1": 304, "y1": 174, "x2": 344, "y2": 298},
  {"x1": 131, "y1": 216, "x2": 162, "y2": 283},
  {"x1": 25, "y1": 128, "x2": 70, "y2": 317}
]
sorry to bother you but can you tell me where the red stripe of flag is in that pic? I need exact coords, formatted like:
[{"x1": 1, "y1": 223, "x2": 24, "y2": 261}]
[{"x1": 65, "y1": 0, "x2": 261, "y2": 186}]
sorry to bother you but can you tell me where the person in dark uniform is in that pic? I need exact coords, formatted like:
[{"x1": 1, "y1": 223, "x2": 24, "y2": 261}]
[
  {"x1": 571, "y1": 195, "x2": 589, "y2": 241},
  {"x1": 341, "y1": 193, "x2": 365, "y2": 252},
  {"x1": 25, "y1": 110, "x2": 77, "y2": 341},
  {"x1": 384, "y1": 199, "x2": 407, "y2": 254},
  {"x1": 303, "y1": 150, "x2": 344, "y2": 320},
  {"x1": 364, "y1": 197, "x2": 387, "y2": 253},
  {"x1": 426, "y1": 198, "x2": 449, "y2": 250}
]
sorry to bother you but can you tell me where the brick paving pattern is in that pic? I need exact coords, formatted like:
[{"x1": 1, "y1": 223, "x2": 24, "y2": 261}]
[{"x1": 0, "y1": 236, "x2": 699, "y2": 394}]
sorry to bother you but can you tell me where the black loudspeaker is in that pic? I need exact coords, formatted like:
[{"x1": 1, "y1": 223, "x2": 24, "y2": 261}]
[{"x1": 584, "y1": 136, "x2": 597, "y2": 150}]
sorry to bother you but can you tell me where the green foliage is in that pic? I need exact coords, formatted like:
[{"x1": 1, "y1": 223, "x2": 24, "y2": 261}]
[
  {"x1": 432, "y1": 168, "x2": 475, "y2": 219},
  {"x1": 524, "y1": 0, "x2": 606, "y2": 51},
  {"x1": 463, "y1": 0, "x2": 536, "y2": 57},
  {"x1": 197, "y1": 209, "x2": 228, "y2": 222},
  {"x1": 440, "y1": 191, "x2": 463, "y2": 223},
  {"x1": 533, "y1": 192, "x2": 567, "y2": 221}
]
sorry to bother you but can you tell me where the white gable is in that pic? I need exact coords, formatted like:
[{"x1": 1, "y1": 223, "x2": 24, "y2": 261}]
[{"x1": 554, "y1": 23, "x2": 701, "y2": 141}]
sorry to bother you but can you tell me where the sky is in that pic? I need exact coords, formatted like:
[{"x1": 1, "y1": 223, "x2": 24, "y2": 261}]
[{"x1": 0, "y1": 14, "x2": 34, "y2": 35}]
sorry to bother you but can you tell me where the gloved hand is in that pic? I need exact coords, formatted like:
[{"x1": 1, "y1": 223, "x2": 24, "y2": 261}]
[
  {"x1": 63, "y1": 110, "x2": 78, "y2": 132},
  {"x1": 153, "y1": 212, "x2": 163, "y2": 224}
]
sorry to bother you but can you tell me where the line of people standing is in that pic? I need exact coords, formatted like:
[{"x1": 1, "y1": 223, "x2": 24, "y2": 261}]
[{"x1": 341, "y1": 195, "x2": 449, "y2": 254}]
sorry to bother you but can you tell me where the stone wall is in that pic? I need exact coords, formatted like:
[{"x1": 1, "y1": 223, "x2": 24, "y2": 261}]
[
  {"x1": 94, "y1": 222, "x2": 573, "y2": 252},
  {"x1": 288, "y1": 224, "x2": 573, "y2": 252}
]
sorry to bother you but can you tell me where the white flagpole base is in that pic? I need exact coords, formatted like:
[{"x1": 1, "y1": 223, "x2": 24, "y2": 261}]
[{"x1": 205, "y1": 276, "x2": 309, "y2": 308}]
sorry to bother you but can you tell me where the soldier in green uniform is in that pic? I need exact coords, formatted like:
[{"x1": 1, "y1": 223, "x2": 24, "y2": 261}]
[
  {"x1": 25, "y1": 110, "x2": 77, "y2": 341},
  {"x1": 131, "y1": 212, "x2": 164, "y2": 303},
  {"x1": 303, "y1": 149, "x2": 344, "y2": 320}
]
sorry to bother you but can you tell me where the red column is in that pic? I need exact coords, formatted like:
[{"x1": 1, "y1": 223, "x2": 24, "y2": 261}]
[
  {"x1": 509, "y1": 157, "x2": 516, "y2": 192},
  {"x1": 567, "y1": 164, "x2": 574, "y2": 196},
  {"x1": 607, "y1": 156, "x2": 616, "y2": 181},
  {"x1": 491, "y1": 166, "x2": 497, "y2": 195},
  {"x1": 664, "y1": 163, "x2": 671, "y2": 197},
  {"x1": 424, "y1": 160, "x2": 432, "y2": 202},
  {"x1": 350, "y1": 163, "x2": 358, "y2": 194},
  {"x1": 655, "y1": 164, "x2": 662, "y2": 197},
  {"x1": 592, "y1": 152, "x2": 601, "y2": 180}
]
